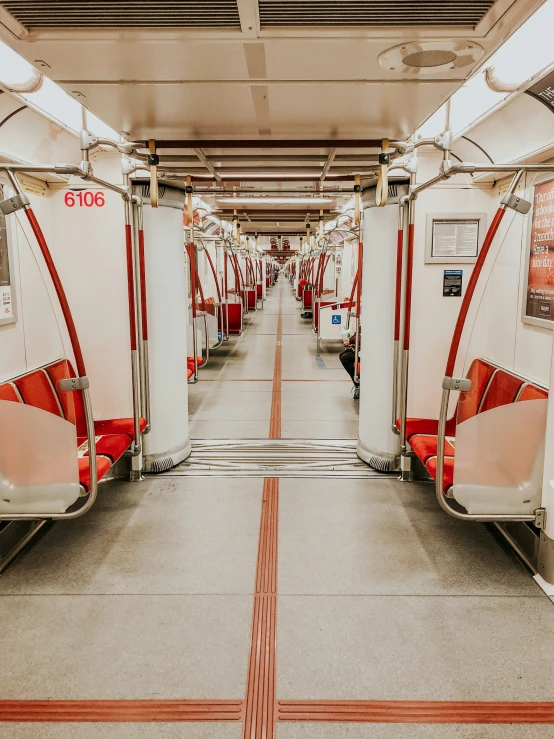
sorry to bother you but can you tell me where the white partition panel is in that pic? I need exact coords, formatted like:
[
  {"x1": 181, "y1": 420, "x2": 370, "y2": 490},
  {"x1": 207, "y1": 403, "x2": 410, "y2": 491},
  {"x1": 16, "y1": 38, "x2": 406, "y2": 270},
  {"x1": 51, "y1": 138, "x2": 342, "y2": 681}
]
[
  {"x1": 357, "y1": 203, "x2": 400, "y2": 471},
  {"x1": 142, "y1": 194, "x2": 191, "y2": 471}
]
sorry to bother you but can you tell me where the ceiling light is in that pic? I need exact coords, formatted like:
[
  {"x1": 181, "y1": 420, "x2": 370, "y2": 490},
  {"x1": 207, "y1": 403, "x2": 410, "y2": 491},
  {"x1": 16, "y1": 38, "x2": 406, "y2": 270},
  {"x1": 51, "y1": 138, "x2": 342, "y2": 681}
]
[
  {"x1": 0, "y1": 41, "x2": 43, "y2": 93},
  {"x1": 415, "y1": 0, "x2": 554, "y2": 140},
  {"x1": 216, "y1": 197, "x2": 333, "y2": 205},
  {"x1": 483, "y1": 1, "x2": 554, "y2": 92}
]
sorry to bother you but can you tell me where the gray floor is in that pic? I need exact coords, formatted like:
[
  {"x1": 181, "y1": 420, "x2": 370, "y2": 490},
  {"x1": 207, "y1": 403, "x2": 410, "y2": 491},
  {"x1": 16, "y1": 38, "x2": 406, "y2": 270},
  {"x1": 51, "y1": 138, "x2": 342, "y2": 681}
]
[{"x1": 1, "y1": 279, "x2": 552, "y2": 738}]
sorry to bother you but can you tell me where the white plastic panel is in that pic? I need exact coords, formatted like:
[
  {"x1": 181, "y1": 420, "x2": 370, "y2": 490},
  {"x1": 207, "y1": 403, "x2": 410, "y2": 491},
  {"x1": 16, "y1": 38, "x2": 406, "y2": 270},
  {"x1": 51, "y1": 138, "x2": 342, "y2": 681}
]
[
  {"x1": 0, "y1": 399, "x2": 79, "y2": 514},
  {"x1": 453, "y1": 399, "x2": 547, "y2": 514}
]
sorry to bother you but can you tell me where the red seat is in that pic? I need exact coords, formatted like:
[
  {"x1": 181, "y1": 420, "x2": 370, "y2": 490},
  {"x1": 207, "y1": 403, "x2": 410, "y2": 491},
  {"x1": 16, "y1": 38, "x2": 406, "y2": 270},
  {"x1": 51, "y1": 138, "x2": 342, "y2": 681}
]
[
  {"x1": 479, "y1": 369, "x2": 523, "y2": 413},
  {"x1": 93, "y1": 418, "x2": 147, "y2": 439},
  {"x1": 187, "y1": 367, "x2": 194, "y2": 380},
  {"x1": 79, "y1": 457, "x2": 111, "y2": 493},
  {"x1": 44, "y1": 359, "x2": 76, "y2": 423},
  {"x1": 0, "y1": 383, "x2": 20, "y2": 403},
  {"x1": 396, "y1": 417, "x2": 457, "y2": 439},
  {"x1": 409, "y1": 435, "x2": 455, "y2": 465},
  {"x1": 457, "y1": 359, "x2": 496, "y2": 423},
  {"x1": 14, "y1": 370, "x2": 62, "y2": 417},
  {"x1": 425, "y1": 456, "x2": 454, "y2": 494},
  {"x1": 517, "y1": 384, "x2": 548, "y2": 402},
  {"x1": 78, "y1": 434, "x2": 131, "y2": 464}
]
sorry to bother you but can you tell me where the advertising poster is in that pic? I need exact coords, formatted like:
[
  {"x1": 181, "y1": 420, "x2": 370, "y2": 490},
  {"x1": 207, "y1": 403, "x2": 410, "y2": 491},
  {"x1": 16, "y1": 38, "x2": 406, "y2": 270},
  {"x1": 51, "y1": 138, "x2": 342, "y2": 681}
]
[
  {"x1": 525, "y1": 178, "x2": 554, "y2": 323},
  {"x1": 0, "y1": 212, "x2": 15, "y2": 324}
]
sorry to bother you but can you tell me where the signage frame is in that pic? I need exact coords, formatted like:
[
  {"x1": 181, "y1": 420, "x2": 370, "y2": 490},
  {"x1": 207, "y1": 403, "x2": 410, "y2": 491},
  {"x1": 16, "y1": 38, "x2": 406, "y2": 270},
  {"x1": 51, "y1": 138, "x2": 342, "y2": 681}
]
[
  {"x1": 425, "y1": 212, "x2": 487, "y2": 264},
  {"x1": 522, "y1": 173, "x2": 554, "y2": 330}
]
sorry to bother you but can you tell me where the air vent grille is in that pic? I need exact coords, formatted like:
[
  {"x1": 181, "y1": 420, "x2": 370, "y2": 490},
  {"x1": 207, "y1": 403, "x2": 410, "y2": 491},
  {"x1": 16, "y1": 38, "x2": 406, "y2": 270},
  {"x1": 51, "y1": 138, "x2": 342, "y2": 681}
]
[
  {"x1": 259, "y1": 0, "x2": 496, "y2": 28},
  {"x1": 1, "y1": 1, "x2": 242, "y2": 29}
]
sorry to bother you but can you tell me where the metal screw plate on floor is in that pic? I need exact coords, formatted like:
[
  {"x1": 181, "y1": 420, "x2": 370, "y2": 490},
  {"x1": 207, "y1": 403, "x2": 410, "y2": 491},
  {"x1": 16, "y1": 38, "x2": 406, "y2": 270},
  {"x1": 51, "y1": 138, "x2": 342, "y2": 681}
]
[{"x1": 161, "y1": 439, "x2": 388, "y2": 478}]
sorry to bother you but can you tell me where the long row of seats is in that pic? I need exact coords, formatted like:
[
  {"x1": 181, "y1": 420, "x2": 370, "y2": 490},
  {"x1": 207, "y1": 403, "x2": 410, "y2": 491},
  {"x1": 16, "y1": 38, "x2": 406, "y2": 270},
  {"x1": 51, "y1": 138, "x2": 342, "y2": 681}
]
[
  {"x1": 0, "y1": 360, "x2": 145, "y2": 495},
  {"x1": 400, "y1": 359, "x2": 548, "y2": 494}
]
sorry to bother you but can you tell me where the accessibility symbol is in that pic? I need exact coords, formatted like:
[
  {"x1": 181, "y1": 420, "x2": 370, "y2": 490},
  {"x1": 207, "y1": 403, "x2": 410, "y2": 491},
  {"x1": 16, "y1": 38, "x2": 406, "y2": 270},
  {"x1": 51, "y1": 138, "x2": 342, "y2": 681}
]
[{"x1": 331, "y1": 314, "x2": 342, "y2": 325}]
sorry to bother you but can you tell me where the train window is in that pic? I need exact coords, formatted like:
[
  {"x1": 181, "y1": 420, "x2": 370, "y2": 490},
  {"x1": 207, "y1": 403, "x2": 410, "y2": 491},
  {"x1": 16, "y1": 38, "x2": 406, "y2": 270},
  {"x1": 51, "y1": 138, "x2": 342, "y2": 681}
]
[{"x1": 425, "y1": 212, "x2": 487, "y2": 264}]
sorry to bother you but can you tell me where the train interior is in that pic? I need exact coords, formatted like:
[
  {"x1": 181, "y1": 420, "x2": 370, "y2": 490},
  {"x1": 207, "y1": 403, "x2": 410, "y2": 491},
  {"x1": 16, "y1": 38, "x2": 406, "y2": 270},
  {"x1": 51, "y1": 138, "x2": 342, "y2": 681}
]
[{"x1": 0, "y1": 0, "x2": 554, "y2": 736}]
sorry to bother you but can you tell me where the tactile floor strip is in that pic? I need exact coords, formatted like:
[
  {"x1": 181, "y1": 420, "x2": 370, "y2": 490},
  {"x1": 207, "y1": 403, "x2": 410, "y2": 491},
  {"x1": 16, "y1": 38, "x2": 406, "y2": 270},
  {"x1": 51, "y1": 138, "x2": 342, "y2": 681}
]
[
  {"x1": 276, "y1": 700, "x2": 554, "y2": 724},
  {"x1": 0, "y1": 700, "x2": 244, "y2": 722}
]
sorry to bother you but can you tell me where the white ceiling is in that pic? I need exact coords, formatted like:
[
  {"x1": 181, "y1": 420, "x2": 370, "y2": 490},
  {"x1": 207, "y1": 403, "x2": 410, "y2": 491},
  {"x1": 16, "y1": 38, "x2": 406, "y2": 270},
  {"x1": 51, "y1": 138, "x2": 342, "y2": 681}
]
[{"x1": 0, "y1": 0, "x2": 545, "y2": 141}]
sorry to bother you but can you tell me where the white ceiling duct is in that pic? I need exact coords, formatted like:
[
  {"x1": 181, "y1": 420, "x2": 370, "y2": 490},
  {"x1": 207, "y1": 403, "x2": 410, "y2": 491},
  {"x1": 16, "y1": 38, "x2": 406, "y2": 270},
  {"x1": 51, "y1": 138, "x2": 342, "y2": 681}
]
[
  {"x1": 1, "y1": 0, "x2": 242, "y2": 29},
  {"x1": 258, "y1": 0, "x2": 496, "y2": 28}
]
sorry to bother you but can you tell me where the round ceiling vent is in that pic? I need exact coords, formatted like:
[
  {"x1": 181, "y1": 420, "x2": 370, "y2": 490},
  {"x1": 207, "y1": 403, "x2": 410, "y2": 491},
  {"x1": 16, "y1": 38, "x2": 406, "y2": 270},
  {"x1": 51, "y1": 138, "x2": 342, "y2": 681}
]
[{"x1": 379, "y1": 40, "x2": 483, "y2": 76}]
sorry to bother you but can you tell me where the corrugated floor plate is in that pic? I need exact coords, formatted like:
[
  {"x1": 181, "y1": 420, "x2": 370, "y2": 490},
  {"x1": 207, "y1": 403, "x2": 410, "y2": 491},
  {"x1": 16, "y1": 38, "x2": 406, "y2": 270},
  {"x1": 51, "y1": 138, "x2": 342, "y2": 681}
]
[{"x1": 161, "y1": 439, "x2": 387, "y2": 478}]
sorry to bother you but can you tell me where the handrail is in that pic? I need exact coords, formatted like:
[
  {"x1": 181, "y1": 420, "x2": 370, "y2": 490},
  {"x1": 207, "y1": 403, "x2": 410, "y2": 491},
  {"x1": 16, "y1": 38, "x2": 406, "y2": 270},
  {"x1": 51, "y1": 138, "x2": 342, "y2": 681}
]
[
  {"x1": 134, "y1": 199, "x2": 151, "y2": 433},
  {"x1": 203, "y1": 244, "x2": 224, "y2": 349},
  {"x1": 391, "y1": 204, "x2": 405, "y2": 433}
]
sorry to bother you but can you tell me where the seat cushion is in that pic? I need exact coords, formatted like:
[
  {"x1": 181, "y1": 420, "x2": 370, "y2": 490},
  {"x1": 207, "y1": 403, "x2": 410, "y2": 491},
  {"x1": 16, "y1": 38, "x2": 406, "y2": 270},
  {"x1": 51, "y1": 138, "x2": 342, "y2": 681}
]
[
  {"x1": 396, "y1": 417, "x2": 456, "y2": 440},
  {"x1": 79, "y1": 456, "x2": 111, "y2": 492},
  {"x1": 187, "y1": 368, "x2": 194, "y2": 380},
  {"x1": 14, "y1": 370, "x2": 62, "y2": 417},
  {"x1": 44, "y1": 359, "x2": 77, "y2": 423},
  {"x1": 425, "y1": 456, "x2": 454, "y2": 494},
  {"x1": 480, "y1": 369, "x2": 523, "y2": 413},
  {"x1": 457, "y1": 359, "x2": 496, "y2": 424},
  {"x1": 517, "y1": 384, "x2": 548, "y2": 402},
  {"x1": 0, "y1": 383, "x2": 20, "y2": 403},
  {"x1": 93, "y1": 418, "x2": 147, "y2": 440},
  {"x1": 409, "y1": 435, "x2": 455, "y2": 465},
  {"x1": 78, "y1": 434, "x2": 131, "y2": 464}
]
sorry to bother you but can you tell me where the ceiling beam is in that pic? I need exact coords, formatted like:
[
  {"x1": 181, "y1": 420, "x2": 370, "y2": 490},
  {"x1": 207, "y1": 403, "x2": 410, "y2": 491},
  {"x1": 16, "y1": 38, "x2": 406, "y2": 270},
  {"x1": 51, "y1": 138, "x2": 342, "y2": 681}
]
[
  {"x1": 144, "y1": 139, "x2": 383, "y2": 149},
  {"x1": 320, "y1": 147, "x2": 337, "y2": 182},
  {"x1": 193, "y1": 147, "x2": 222, "y2": 182}
]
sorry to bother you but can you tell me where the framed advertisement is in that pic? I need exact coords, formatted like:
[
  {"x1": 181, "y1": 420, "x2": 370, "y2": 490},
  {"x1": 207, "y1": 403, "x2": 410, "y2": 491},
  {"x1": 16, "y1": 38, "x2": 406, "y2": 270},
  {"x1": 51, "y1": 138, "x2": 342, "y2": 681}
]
[
  {"x1": 0, "y1": 198, "x2": 17, "y2": 326},
  {"x1": 522, "y1": 177, "x2": 554, "y2": 328}
]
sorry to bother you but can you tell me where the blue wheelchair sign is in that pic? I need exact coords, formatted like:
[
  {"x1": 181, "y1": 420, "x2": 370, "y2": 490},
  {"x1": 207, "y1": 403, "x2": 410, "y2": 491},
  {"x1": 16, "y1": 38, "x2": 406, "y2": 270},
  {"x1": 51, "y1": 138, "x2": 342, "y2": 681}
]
[{"x1": 331, "y1": 314, "x2": 341, "y2": 325}]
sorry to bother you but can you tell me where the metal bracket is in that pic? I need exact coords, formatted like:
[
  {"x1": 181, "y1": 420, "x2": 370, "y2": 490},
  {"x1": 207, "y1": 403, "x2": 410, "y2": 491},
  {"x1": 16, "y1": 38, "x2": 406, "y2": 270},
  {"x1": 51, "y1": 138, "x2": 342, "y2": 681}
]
[
  {"x1": 442, "y1": 376, "x2": 473, "y2": 392},
  {"x1": 0, "y1": 192, "x2": 29, "y2": 215},
  {"x1": 404, "y1": 157, "x2": 419, "y2": 174},
  {"x1": 534, "y1": 508, "x2": 546, "y2": 530},
  {"x1": 121, "y1": 157, "x2": 136, "y2": 176},
  {"x1": 59, "y1": 376, "x2": 90, "y2": 391},
  {"x1": 434, "y1": 130, "x2": 454, "y2": 152},
  {"x1": 501, "y1": 192, "x2": 532, "y2": 214},
  {"x1": 79, "y1": 130, "x2": 99, "y2": 151}
]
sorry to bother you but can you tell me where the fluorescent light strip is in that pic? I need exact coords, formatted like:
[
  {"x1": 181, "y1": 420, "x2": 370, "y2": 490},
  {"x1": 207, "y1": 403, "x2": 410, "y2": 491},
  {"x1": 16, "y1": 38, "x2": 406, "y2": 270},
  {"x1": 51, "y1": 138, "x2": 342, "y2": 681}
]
[
  {"x1": 0, "y1": 40, "x2": 119, "y2": 141},
  {"x1": 416, "y1": 0, "x2": 554, "y2": 140}
]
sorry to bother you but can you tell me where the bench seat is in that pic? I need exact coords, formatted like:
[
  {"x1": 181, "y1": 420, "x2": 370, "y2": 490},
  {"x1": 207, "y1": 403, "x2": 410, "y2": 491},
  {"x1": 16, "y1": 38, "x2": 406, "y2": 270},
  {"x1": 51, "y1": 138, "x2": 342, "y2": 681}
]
[
  {"x1": 1, "y1": 359, "x2": 146, "y2": 497},
  {"x1": 399, "y1": 359, "x2": 548, "y2": 495}
]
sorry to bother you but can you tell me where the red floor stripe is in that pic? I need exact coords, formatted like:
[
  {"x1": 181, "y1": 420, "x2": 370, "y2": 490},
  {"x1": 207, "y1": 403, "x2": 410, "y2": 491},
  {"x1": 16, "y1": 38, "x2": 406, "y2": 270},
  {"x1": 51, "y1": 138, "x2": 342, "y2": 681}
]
[
  {"x1": 269, "y1": 288, "x2": 283, "y2": 440},
  {"x1": 276, "y1": 700, "x2": 554, "y2": 724},
  {"x1": 0, "y1": 700, "x2": 244, "y2": 722},
  {"x1": 244, "y1": 477, "x2": 279, "y2": 739},
  {"x1": 243, "y1": 287, "x2": 282, "y2": 738}
]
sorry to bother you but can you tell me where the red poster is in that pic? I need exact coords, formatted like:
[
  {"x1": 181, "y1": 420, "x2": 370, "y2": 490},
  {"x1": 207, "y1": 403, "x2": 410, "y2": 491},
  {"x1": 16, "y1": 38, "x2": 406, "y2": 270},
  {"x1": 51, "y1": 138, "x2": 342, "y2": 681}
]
[{"x1": 526, "y1": 179, "x2": 554, "y2": 322}]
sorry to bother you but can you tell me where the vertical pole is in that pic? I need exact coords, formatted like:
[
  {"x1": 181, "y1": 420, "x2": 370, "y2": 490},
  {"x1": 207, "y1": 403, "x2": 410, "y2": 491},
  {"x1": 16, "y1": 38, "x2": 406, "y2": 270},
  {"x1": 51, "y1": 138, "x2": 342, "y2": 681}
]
[
  {"x1": 399, "y1": 188, "x2": 415, "y2": 480},
  {"x1": 186, "y1": 175, "x2": 198, "y2": 381}
]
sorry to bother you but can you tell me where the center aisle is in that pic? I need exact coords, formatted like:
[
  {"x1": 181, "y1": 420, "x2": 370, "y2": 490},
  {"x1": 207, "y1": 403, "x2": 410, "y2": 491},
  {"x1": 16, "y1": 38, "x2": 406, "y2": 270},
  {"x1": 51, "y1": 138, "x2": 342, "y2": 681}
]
[
  {"x1": 0, "y1": 279, "x2": 552, "y2": 737},
  {"x1": 188, "y1": 280, "x2": 358, "y2": 440}
]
